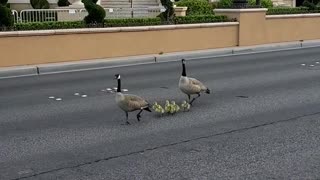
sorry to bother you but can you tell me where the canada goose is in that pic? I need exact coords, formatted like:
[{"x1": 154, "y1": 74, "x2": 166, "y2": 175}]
[
  {"x1": 179, "y1": 59, "x2": 210, "y2": 105},
  {"x1": 114, "y1": 74, "x2": 151, "y2": 125}
]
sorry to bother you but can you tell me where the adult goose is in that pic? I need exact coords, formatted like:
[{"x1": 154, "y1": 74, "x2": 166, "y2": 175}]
[
  {"x1": 114, "y1": 74, "x2": 151, "y2": 125},
  {"x1": 179, "y1": 59, "x2": 210, "y2": 105}
]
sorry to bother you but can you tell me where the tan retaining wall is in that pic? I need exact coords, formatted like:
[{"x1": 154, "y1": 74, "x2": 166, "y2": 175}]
[
  {"x1": 2, "y1": 11, "x2": 320, "y2": 67},
  {"x1": 265, "y1": 14, "x2": 320, "y2": 43},
  {"x1": 0, "y1": 23, "x2": 238, "y2": 67},
  {"x1": 215, "y1": 9, "x2": 320, "y2": 46}
]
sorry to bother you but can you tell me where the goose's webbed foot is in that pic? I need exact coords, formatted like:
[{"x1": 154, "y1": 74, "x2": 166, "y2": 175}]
[
  {"x1": 136, "y1": 109, "x2": 143, "y2": 122},
  {"x1": 190, "y1": 93, "x2": 201, "y2": 105},
  {"x1": 137, "y1": 114, "x2": 141, "y2": 121}
]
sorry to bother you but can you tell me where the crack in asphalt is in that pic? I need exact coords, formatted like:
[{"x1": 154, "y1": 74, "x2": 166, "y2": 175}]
[{"x1": 12, "y1": 110, "x2": 320, "y2": 180}]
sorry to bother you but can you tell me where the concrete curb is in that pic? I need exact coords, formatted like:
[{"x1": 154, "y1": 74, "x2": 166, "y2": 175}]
[
  {"x1": 0, "y1": 66, "x2": 38, "y2": 79},
  {"x1": 152, "y1": 41, "x2": 306, "y2": 63},
  {"x1": 37, "y1": 56, "x2": 155, "y2": 74},
  {"x1": 1, "y1": 39, "x2": 320, "y2": 78}
]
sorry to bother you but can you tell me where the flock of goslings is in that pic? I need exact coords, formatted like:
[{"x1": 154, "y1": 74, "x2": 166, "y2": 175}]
[{"x1": 114, "y1": 59, "x2": 211, "y2": 125}]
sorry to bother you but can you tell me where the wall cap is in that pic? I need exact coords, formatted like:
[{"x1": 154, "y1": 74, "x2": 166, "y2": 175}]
[
  {"x1": 0, "y1": 22, "x2": 239, "y2": 38},
  {"x1": 266, "y1": 13, "x2": 320, "y2": 19},
  {"x1": 214, "y1": 8, "x2": 268, "y2": 13}
]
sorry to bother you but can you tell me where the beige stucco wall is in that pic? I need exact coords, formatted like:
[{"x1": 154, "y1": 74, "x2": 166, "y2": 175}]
[
  {"x1": 214, "y1": 9, "x2": 268, "y2": 46},
  {"x1": 2, "y1": 11, "x2": 320, "y2": 68},
  {"x1": 0, "y1": 23, "x2": 238, "y2": 67},
  {"x1": 265, "y1": 14, "x2": 320, "y2": 43},
  {"x1": 214, "y1": 9, "x2": 320, "y2": 46}
]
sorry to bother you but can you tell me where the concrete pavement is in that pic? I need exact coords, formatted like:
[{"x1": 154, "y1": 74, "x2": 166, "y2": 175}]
[{"x1": 1, "y1": 47, "x2": 320, "y2": 179}]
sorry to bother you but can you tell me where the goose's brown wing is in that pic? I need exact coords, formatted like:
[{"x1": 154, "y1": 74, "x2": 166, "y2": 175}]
[
  {"x1": 124, "y1": 94, "x2": 149, "y2": 110},
  {"x1": 189, "y1": 77, "x2": 207, "y2": 90}
]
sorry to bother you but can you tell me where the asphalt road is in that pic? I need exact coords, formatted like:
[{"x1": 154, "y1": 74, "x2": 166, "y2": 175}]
[{"x1": 1, "y1": 47, "x2": 320, "y2": 180}]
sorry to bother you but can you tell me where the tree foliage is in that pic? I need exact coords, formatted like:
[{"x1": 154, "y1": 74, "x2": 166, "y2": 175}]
[
  {"x1": 82, "y1": 0, "x2": 106, "y2": 25},
  {"x1": 158, "y1": 0, "x2": 174, "y2": 22},
  {"x1": 30, "y1": 0, "x2": 50, "y2": 9},
  {"x1": 0, "y1": 0, "x2": 13, "y2": 29}
]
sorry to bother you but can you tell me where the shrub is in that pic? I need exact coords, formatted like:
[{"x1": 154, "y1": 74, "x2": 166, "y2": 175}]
[
  {"x1": 175, "y1": 0, "x2": 214, "y2": 16},
  {"x1": 0, "y1": 0, "x2": 7, "y2": 5},
  {"x1": 174, "y1": 15, "x2": 229, "y2": 24},
  {"x1": 209, "y1": 2, "x2": 218, "y2": 9},
  {"x1": 12, "y1": 15, "x2": 232, "y2": 31},
  {"x1": 105, "y1": 18, "x2": 162, "y2": 27},
  {"x1": 82, "y1": 0, "x2": 106, "y2": 25},
  {"x1": 302, "y1": 0, "x2": 317, "y2": 10},
  {"x1": 14, "y1": 21, "x2": 85, "y2": 30},
  {"x1": 57, "y1": 0, "x2": 71, "y2": 7},
  {"x1": 217, "y1": 0, "x2": 233, "y2": 8},
  {"x1": 248, "y1": 0, "x2": 273, "y2": 7},
  {"x1": 266, "y1": 7, "x2": 320, "y2": 14},
  {"x1": 0, "y1": 0, "x2": 13, "y2": 29},
  {"x1": 30, "y1": 0, "x2": 50, "y2": 9},
  {"x1": 158, "y1": 0, "x2": 174, "y2": 22}
]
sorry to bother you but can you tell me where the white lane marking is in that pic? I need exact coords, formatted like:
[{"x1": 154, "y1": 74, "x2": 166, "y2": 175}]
[
  {"x1": 49, "y1": 96, "x2": 55, "y2": 99},
  {"x1": 310, "y1": 65, "x2": 315, "y2": 67},
  {"x1": 106, "y1": 88, "x2": 112, "y2": 91},
  {"x1": 81, "y1": 95, "x2": 88, "y2": 98},
  {"x1": 301, "y1": 64, "x2": 306, "y2": 66},
  {"x1": 122, "y1": 89, "x2": 128, "y2": 92},
  {"x1": 56, "y1": 98, "x2": 62, "y2": 101},
  {"x1": 316, "y1": 62, "x2": 320, "y2": 64},
  {"x1": 74, "y1": 93, "x2": 80, "y2": 96},
  {"x1": 18, "y1": 169, "x2": 33, "y2": 175}
]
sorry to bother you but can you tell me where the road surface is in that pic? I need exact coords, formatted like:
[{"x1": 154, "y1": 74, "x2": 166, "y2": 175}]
[{"x1": 1, "y1": 47, "x2": 320, "y2": 179}]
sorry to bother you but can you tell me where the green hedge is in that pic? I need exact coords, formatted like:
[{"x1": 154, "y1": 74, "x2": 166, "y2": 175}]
[
  {"x1": 216, "y1": 0, "x2": 232, "y2": 8},
  {"x1": 14, "y1": 21, "x2": 85, "y2": 30},
  {"x1": 174, "y1": 15, "x2": 229, "y2": 24},
  {"x1": 248, "y1": 0, "x2": 273, "y2": 8},
  {"x1": 267, "y1": 7, "x2": 320, "y2": 14},
  {"x1": 12, "y1": 16, "x2": 231, "y2": 31},
  {"x1": 105, "y1": 18, "x2": 162, "y2": 27},
  {"x1": 175, "y1": 0, "x2": 214, "y2": 16}
]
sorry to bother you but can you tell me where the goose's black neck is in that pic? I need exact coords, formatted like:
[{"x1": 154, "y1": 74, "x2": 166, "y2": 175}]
[
  {"x1": 182, "y1": 63, "x2": 187, "y2": 77},
  {"x1": 117, "y1": 78, "x2": 121, "y2": 92}
]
